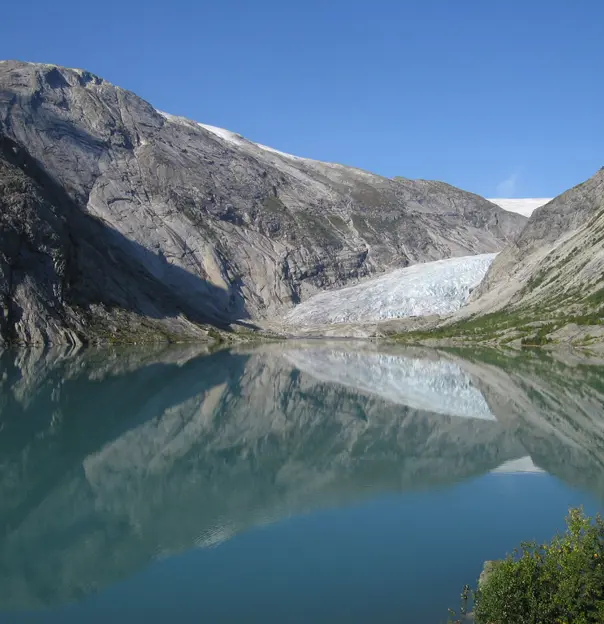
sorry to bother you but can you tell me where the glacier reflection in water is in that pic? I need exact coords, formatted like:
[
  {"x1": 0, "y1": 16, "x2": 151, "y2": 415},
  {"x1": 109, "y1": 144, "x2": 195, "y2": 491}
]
[
  {"x1": 0, "y1": 342, "x2": 603, "y2": 624},
  {"x1": 283, "y1": 347, "x2": 495, "y2": 420}
]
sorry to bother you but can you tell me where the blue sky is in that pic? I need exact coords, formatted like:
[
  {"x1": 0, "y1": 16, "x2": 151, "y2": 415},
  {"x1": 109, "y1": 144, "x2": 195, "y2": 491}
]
[{"x1": 1, "y1": 0, "x2": 602, "y2": 198}]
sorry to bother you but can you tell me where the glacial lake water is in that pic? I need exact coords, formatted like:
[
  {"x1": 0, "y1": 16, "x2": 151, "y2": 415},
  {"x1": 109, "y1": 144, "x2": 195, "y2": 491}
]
[{"x1": 0, "y1": 342, "x2": 603, "y2": 623}]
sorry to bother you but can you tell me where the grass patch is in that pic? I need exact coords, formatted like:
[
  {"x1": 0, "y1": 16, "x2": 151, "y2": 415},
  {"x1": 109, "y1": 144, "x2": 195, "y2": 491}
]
[
  {"x1": 295, "y1": 212, "x2": 343, "y2": 247},
  {"x1": 206, "y1": 328, "x2": 224, "y2": 344},
  {"x1": 520, "y1": 323, "x2": 556, "y2": 346},
  {"x1": 350, "y1": 214, "x2": 376, "y2": 240},
  {"x1": 390, "y1": 304, "x2": 603, "y2": 346},
  {"x1": 586, "y1": 286, "x2": 604, "y2": 307},
  {"x1": 263, "y1": 196, "x2": 288, "y2": 215},
  {"x1": 326, "y1": 215, "x2": 348, "y2": 231}
]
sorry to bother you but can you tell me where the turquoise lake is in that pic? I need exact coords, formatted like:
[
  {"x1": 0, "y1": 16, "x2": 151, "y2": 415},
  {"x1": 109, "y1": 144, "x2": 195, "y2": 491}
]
[{"x1": 0, "y1": 342, "x2": 603, "y2": 623}]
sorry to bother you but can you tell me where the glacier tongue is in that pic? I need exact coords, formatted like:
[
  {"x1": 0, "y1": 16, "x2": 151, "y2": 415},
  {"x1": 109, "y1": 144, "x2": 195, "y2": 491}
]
[{"x1": 286, "y1": 253, "x2": 497, "y2": 326}]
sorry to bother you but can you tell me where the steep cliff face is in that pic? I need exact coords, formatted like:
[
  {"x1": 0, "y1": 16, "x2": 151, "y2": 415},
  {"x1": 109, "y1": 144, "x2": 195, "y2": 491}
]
[
  {"x1": 0, "y1": 60, "x2": 525, "y2": 343},
  {"x1": 460, "y1": 169, "x2": 604, "y2": 344},
  {"x1": 472, "y1": 169, "x2": 604, "y2": 311},
  {"x1": 0, "y1": 136, "x2": 224, "y2": 344}
]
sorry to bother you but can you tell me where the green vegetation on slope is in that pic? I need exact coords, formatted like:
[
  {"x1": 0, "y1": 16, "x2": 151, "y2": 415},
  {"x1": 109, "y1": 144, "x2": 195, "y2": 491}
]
[
  {"x1": 398, "y1": 178, "x2": 604, "y2": 349},
  {"x1": 390, "y1": 298, "x2": 603, "y2": 347}
]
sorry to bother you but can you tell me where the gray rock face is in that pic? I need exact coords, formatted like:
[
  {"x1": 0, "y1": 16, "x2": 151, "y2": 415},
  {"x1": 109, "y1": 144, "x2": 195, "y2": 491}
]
[
  {"x1": 0, "y1": 60, "x2": 526, "y2": 343},
  {"x1": 469, "y1": 168, "x2": 604, "y2": 316},
  {"x1": 0, "y1": 135, "x2": 222, "y2": 345}
]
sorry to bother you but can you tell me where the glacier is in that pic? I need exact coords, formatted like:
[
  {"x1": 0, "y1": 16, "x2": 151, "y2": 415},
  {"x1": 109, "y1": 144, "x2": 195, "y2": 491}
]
[{"x1": 285, "y1": 253, "x2": 496, "y2": 326}]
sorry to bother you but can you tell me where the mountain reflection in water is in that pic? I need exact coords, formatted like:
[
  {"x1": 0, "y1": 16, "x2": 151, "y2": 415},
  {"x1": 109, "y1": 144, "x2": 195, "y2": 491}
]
[{"x1": 0, "y1": 342, "x2": 603, "y2": 619}]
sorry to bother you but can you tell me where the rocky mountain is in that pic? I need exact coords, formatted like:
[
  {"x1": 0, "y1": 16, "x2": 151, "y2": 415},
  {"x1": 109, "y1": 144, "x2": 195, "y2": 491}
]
[
  {"x1": 472, "y1": 170, "x2": 604, "y2": 310},
  {"x1": 382, "y1": 170, "x2": 604, "y2": 346},
  {"x1": 0, "y1": 60, "x2": 525, "y2": 344},
  {"x1": 273, "y1": 176, "x2": 603, "y2": 340},
  {"x1": 0, "y1": 134, "x2": 225, "y2": 344},
  {"x1": 461, "y1": 169, "x2": 604, "y2": 345}
]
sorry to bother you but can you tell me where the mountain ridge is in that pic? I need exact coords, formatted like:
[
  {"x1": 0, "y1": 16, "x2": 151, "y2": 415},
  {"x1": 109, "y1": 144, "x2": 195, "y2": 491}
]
[{"x1": 0, "y1": 60, "x2": 525, "y2": 344}]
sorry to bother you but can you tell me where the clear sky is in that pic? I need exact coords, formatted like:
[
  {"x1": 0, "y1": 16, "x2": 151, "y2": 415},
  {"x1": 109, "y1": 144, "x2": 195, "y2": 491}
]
[{"x1": 1, "y1": 0, "x2": 602, "y2": 198}]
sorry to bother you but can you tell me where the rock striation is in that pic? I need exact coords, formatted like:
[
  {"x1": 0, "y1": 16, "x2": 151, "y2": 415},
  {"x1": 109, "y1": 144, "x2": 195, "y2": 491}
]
[{"x1": 472, "y1": 169, "x2": 604, "y2": 313}]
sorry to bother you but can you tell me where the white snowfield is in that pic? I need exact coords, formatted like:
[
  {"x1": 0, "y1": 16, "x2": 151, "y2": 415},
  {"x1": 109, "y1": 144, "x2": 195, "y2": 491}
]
[
  {"x1": 285, "y1": 253, "x2": 496, "y2": 326},
  {"x1": 488, "y1": 198, "x2": 552, "y2": 217},
  {"x1": 283, "y1": 347, "x2": 495, "y2": 420}
]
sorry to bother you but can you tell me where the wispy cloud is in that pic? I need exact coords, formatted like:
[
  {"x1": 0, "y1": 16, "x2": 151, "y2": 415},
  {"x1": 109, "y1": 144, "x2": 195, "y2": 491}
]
[{"x1": 495, "y1": 173, "x2": 519, "y2": 197}]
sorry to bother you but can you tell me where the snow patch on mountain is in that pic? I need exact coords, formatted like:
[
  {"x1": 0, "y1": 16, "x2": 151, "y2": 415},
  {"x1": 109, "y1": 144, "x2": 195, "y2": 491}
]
[
  {"x1": 488, "y1": 198, "x2": 552, "y2": 217},
  {"x1": 158, "y1": 111, "x2": 304, "y2": 161},
  {"x1": 286, "y1": 253, "x2": 496, "y2": 326},
  {"x1": 198, "y1": 123, "x2": 306, "y2": 161},
  {"x1": 197, "y1": 123, "x2": 247, "y2": 147}
]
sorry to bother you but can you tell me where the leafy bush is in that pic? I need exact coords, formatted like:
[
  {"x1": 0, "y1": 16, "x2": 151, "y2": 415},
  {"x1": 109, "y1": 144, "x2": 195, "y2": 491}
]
[{"x1": 450, "y1": 508, "x2": 604, "y2": 623}]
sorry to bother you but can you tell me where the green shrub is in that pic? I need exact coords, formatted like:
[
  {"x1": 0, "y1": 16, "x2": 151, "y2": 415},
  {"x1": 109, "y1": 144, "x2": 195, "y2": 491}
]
[
  {"x1": 206, "y1": 328, "x2": 224, "y2": 344},
  {"x1": 450, "y1": 508, "x2": 604, "y2": 623}
]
